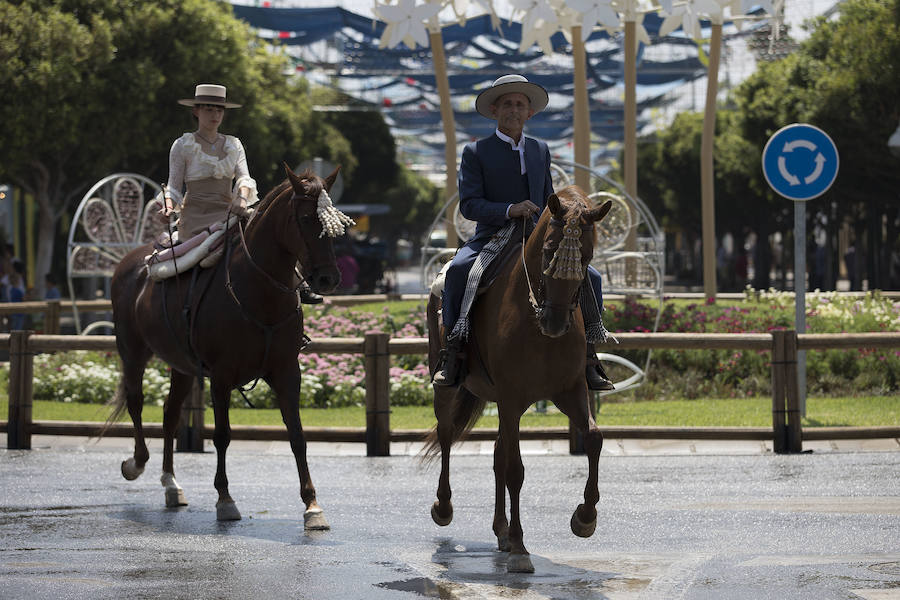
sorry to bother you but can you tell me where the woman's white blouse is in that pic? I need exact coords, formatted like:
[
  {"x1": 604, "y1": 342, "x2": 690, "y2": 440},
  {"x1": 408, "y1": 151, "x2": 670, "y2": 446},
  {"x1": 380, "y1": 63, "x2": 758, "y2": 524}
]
[{"x1": 164, "y1": 133, "x2": 257, "y2": 205}]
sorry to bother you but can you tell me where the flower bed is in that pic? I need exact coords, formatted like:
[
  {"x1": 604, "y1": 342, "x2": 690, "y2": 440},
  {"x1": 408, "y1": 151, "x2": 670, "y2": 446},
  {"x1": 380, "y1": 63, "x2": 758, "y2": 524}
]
[
  {"x1": 605, "y1": 289, "x2": 900, "y2": 400},
  {"x1": 13, "y1": 291, "x2": 900, "y2": 407}
]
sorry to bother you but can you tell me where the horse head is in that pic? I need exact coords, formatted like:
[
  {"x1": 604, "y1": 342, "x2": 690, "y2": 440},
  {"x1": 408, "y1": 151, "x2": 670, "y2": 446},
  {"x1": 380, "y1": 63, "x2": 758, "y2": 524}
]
[
  {"x1": 282, "y1": 162, "x2": 353, "y2": 294},
  {"x1": 535, "y1": 186, "x2": 612, "y2": 338}
]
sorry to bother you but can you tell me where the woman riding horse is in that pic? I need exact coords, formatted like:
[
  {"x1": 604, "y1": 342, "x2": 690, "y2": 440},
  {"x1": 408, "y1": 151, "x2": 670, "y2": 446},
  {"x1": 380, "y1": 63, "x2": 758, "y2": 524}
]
[
  {"x1": 110, "y1": 160, "x2": 352, "y2": 527},
  {"x1": 161, "y1": 83, "x2": 321, "y2": 303}
]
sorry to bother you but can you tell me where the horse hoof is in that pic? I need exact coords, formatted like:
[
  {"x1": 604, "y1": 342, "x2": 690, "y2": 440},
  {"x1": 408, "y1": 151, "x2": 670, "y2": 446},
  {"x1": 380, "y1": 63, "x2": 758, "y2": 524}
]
[
  {"x1": 304, "y1": 508, "x2": 330, "y2": 531},
  {"x1": 165, "y1": 487, "x2": 188, "y2": 508},
  {"x1": 216, "y1": 501, "x2": 241, "y2": 521},
  {"x1": 497, "y1": 533, "x2": 511, "y2": 552},
  {"x1": 121, "y1": 458, "x2": 145, "y2": 481},
  {"x1": 507, "y1": 553, "x2": 535, "y2": 573},
  {"x1": 431, "y1": 500, "x2": 452, "y2": 526},
  {"x1": 570, "y1": 504, "x2": 597, "y2": 538}
]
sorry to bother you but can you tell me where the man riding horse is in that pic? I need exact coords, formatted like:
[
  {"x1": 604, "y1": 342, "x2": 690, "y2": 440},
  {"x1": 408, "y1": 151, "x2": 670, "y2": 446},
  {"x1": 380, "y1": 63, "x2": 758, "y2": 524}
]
[{"x1": 434, "y1": 74, "x2": 614, "y2": 390}]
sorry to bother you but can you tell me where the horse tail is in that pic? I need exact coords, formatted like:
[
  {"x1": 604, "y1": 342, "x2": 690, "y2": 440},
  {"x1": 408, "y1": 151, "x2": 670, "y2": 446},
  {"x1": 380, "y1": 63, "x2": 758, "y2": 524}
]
[
  {"x1": 426, "y1": 293, "x2": 442, "y2": 376},
  {"x1": 421, "y1": 388, "x2": 486, "y2": 464},
  {"x1": 99, "y1": 378, "x2": 128, "y2": 439}
]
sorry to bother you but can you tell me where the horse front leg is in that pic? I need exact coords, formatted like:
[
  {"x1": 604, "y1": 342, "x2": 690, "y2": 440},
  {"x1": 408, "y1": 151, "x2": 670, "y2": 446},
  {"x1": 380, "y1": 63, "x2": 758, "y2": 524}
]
[
  {"x1": 159, "y1": 370, "x2": 194, "y2": 508},
  {"x1": 553, "y1": 385, "x2": 603, "y2": 537},
  {"x1": 499, "y1": 410, "x2": 533, "y2": 573},
  {"x1": 492, "y1": 432, "x2": 510, "y2": 551},
  {"x1": 210, "y1": 379, "x2": 240, "y2": 521},
  {"x1": 268, "y1": 369, "x2": 329, "y2": 531}
]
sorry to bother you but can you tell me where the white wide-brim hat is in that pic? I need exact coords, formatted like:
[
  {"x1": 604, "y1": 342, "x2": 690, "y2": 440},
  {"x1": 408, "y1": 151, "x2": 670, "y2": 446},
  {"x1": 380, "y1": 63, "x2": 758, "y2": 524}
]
[
  {"x1": 475, "y1": 74, "x2": 549, "y2": 119},
  {"x1": 178, "y1": 84, "x2": 242, "y2": 108}
]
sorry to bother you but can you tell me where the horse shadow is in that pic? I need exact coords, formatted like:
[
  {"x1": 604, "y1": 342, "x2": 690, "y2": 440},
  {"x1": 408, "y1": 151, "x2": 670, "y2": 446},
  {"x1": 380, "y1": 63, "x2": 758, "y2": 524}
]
[
  {"x1": 377, "y1": 537, "x2": 619, "y2": 599},
  {"x1": 107, "y1": 504, "x2": 340, "y2": 547}
]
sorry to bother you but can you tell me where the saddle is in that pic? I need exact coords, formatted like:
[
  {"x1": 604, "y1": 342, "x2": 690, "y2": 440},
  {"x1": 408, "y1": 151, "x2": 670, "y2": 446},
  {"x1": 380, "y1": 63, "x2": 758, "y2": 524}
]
[
  {"x1": 430, "y1": 219, "x2": 532, "y2": 299},
  {"x1": 145, "y1": 213, "x2": 243, "y2": 281}
]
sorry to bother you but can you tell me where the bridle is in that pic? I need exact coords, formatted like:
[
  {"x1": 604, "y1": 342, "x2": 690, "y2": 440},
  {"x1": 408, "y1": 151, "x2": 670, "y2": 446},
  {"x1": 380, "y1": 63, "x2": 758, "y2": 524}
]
[{"x1": 522, "y1": 213, "x2": 593, "y2": 322}]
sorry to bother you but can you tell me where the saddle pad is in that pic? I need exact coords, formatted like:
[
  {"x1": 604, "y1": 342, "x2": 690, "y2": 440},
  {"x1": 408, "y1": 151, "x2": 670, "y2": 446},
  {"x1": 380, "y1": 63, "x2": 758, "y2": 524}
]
[
  {"x1": 147, "y1": 214, "x2": 241, "y2": 281},
  {"x1": 429, "y1": 240, "x2": 522, "y2": 298}
]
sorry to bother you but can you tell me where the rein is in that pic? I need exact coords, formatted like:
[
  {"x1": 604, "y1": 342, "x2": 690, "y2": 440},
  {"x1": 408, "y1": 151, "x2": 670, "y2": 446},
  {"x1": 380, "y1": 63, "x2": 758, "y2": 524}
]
[
  {"x1": 223, "y1": 198, "x2": 310, "y2": 381},
  {"x1": 521, "y1": 218, "x2": 541, "y2": 315}
]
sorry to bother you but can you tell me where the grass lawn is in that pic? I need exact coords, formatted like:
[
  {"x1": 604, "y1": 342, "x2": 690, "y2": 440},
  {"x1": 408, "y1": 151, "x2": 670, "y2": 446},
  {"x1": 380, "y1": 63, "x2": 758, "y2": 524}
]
[{"x1": 4, "y1": 395, "x2": 898, "y2": 430}]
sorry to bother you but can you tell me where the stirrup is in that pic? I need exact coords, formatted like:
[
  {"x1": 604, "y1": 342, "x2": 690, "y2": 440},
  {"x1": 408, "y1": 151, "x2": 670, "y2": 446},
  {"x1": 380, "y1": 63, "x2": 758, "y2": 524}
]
[
  {"x1": 586, "y1": 356, "x2": 615, "y2": 391},
  {"x1": 433, "y1": 346, "x2": 462, "y2": 387}
]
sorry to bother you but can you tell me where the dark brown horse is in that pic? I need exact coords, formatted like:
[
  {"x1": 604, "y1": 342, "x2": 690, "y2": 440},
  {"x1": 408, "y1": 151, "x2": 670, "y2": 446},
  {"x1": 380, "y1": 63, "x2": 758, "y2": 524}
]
[
  {"x1": 110, "y1": 165, "x2": 345, "y2": 528},
  {"x1": 425, "y1": 185, "x2": 611, "y2": 572}
]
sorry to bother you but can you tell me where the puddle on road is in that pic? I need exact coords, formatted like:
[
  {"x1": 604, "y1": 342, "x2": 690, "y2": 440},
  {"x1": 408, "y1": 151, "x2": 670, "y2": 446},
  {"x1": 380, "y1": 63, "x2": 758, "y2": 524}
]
[{"x1": 377, "y1": 577, "x2": 457, "y2": 598}]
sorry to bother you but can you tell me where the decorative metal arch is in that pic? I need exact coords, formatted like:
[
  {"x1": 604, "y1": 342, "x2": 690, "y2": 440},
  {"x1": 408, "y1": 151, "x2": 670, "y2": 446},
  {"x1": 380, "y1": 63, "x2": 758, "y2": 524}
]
[{"x1": 66, "y1": 173, "x2": 168, "y2": 333}]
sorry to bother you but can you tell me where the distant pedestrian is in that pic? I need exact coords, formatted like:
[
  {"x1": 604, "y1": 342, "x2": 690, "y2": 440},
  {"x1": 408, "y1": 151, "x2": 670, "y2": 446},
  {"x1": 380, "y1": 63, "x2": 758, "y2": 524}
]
[
  {"x1": 9, "y1": 261, "x2": 26, "y2": 330},
  {"x1": 44, "y1": 273, "x2": 61, "y2": 300}
]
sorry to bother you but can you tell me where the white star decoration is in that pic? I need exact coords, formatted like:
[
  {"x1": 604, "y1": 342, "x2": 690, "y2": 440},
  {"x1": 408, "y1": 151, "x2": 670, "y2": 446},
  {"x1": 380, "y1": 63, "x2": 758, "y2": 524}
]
[
  {"x1": 658, "y1": 0, "x2": 775, "y2": 39},
  {"x1": 509, "y1": 0, "x2": 560, "y2": 53},
  {"x1": 565, "y1": 0, "x2": 620, "y2": 40},
  {"x1": 375, "y1": 0, "x2": 442, "y2": 48}
]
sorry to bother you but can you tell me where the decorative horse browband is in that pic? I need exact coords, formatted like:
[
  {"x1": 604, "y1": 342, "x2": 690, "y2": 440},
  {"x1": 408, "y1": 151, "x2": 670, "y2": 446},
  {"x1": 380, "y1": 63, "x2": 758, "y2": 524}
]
[{"x1": 544, "y1": 216, "x2": 588, "y2": 280}]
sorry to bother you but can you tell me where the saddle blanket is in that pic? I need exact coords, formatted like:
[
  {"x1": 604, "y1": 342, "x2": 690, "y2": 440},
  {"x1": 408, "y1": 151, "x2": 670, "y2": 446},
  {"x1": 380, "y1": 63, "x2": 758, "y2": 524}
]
[{"x1": 145, "y1": 213, "x2": 242, "y2": 281}]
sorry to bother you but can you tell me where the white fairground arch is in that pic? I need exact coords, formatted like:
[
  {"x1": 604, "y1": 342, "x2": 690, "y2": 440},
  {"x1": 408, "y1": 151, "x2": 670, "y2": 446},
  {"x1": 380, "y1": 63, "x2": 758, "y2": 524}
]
[{"x1": 66, "y1": 173, "x2": 169, "y2": 333}]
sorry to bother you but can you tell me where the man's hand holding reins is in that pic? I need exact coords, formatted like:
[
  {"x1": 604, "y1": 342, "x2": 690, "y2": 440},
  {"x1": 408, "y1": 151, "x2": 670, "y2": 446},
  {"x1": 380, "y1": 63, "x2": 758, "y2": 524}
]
[{"x1": 509, "y1": 200, "x2": 540, "y2": 219}]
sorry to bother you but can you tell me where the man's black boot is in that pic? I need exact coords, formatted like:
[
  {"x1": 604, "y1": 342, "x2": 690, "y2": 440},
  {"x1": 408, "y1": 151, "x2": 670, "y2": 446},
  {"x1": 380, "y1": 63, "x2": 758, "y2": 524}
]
[
  {"x1": 586, "y1": 343, "x2": 615, "y2": 391},
  {"x1": 299, "y1": 281, "x2": 323, "y2": 304},
  {"x1": 433, "y1": 336, "x2": 464, "y2": 387}
]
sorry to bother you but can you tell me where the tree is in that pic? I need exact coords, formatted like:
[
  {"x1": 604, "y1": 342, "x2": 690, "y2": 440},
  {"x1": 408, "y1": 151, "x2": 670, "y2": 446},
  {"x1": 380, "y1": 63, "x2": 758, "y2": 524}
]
[
  {"x1": 315, "y1": 88, "x2": 442, "y2": 249},
  {"x1": 0, "y1": 0, "x2": 354, "y2": 297},
  {"x1": 734, "y1": 0, "x2": 900, "y2": 290},
  {"x1": 637, "y1": 0, "x2": 900, "y2": 290}
]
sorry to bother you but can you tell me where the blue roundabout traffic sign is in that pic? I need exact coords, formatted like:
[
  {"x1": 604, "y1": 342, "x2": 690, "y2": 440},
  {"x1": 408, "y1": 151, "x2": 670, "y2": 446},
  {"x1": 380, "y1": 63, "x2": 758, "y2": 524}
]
[{"x1": 762, "y1": 123, "x2": 839, "y2": 201}]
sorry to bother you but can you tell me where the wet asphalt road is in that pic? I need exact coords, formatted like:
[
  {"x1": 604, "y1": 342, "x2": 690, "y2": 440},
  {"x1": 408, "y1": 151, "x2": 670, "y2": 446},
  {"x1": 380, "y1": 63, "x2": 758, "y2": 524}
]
[{"x1": 1, "y1": 436, "x2": 899, "y2": 600}]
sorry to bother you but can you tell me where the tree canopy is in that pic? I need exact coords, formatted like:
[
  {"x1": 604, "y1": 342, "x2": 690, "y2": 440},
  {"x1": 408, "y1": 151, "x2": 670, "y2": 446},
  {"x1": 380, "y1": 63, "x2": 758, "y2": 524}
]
[
  {"x1": 636, "y1": 0, "x2": 900, "y2": 289},
  {"x1": 0, "y1": 0, "x2": 355, "y2": 295}
]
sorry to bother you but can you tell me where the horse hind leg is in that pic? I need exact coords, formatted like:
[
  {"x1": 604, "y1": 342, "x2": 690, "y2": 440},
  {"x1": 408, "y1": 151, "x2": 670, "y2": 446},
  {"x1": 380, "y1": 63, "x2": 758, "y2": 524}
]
[
  {"x1": 159, "y1": 370, "x2": 194, "y2": 508},
  {"x1": 118, "y1": 357, "x2": 151, "y2": 481},
  {"x1": 429, "y1": 385, "x2": 475, "y2": 527}
]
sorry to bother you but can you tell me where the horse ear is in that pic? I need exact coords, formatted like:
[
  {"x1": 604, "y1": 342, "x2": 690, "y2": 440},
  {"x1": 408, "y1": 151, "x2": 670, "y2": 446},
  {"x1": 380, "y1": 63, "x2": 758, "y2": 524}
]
[
  {"x1": 547, "y1": 193, "x2": 561, "y2": 215},
  {"x1": 587, "y1": 200, "x2": 613, "y2": 223},
  {"x1": 283, "y1": 161, "x2": 303, "y2": 188},
  {"x1": 324, "y1": 165, "x2": 341, "y2": 191}
]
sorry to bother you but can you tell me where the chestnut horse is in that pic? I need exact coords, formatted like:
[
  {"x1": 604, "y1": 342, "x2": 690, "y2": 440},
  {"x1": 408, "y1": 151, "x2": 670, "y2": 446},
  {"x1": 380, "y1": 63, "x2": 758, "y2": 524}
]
[
  {"x1": 109, "y1": 165, "x2": 345, "y2": 528},
  {"x1": 425, "y1": 185, "x2": 612, "y2": 572}
]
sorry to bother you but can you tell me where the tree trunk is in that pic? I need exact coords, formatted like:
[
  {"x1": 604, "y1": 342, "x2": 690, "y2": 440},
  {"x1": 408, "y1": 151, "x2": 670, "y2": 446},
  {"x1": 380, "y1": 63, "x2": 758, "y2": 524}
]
[{"x1": 34, "y1": 200, "x2": 56, "y2": 301}]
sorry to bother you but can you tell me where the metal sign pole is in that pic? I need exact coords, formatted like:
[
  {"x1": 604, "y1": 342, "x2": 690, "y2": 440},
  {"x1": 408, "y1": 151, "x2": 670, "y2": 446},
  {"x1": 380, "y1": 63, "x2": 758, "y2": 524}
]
[
  {"x1": 794, "y1": 201, "x2": 807, "y2": 417},
  {"x1": 762, "y1": 123, "x2": 839, "y2": 427}
]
